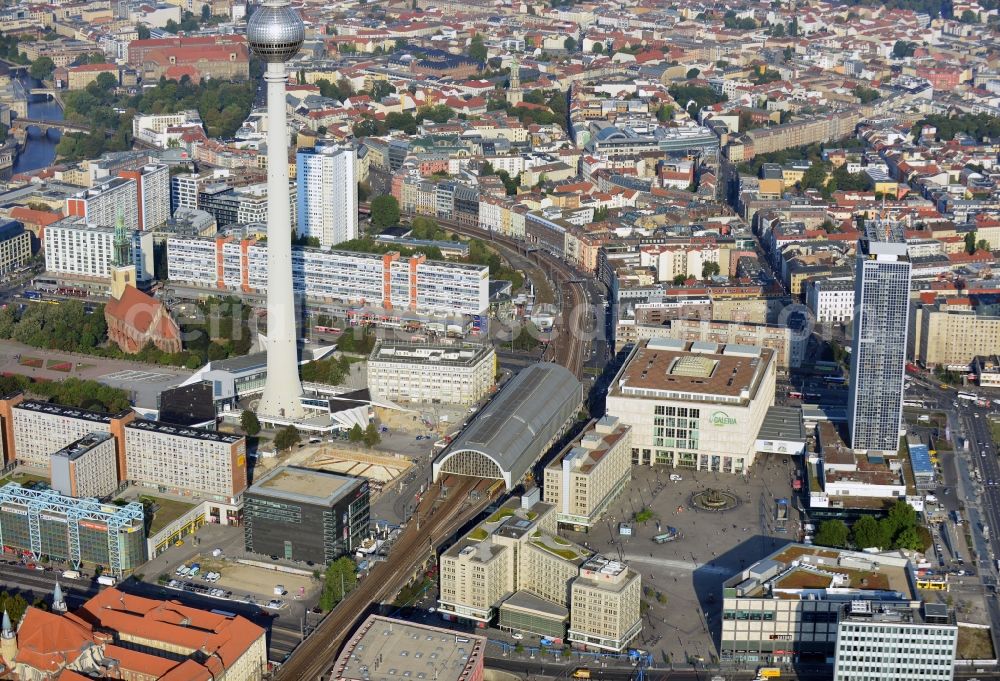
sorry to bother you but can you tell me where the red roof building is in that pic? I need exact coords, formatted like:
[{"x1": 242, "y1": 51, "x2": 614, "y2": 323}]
[
  {"x1": 105, "y1": 285, "x2": 182, "y2": 355},
  {"x1": 5, "y1": 588, "x2": 266, "y2": 680}
]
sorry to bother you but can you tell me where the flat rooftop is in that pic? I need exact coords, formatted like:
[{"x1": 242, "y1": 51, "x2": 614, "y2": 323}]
[
  {"x1": 369, "y1": 341, "x2": 492, "y2": 367},
  {"x1": 756, "y1": 406, "x2": 806, "y2": 442},
  {"x1": 547, "y1": 416, "x2": 629, "y2": 475},
  {"x1": 611, "y1": 338, "x2": 773, "y2": 403},
  {"x1": 52, "y1": 432, "x2": 113, "y2": 461},
  {"x1": 15, "y1": 399, "x2": 116, "y2": 424},
  {"x1": 126, "y1": 419, "x2": 242, "y2": 444},
  {"x1": 248, "y1": 465, "x2": 362, "y2": 507},
  {"x1": 333, "y1": 615, "x2": 485, "y2": 681},
  {"x1": 724, "y1": 543, "x2": 914, "y2": 601}
]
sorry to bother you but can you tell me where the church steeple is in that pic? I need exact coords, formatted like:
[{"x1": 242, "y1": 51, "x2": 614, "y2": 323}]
[
  {"x1": 0, "y1": 608, "x2": 15, "y2": 663},
  {"x1": 112, "y1": 212, "x2": 132, "y2": 268},
  {"x1": 52, "y1": 581, "x2": 67, "y2": 613},
  {"x1": 507, "y1": 55, "x2": 523, "y2": 106},
  {"x1": 109, "y1": 211, "x2": 137, "y2": 301}
]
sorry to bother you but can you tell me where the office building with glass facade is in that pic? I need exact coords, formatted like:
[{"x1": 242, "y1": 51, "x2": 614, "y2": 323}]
[
  {"x1": 243, "y1": 466, "x2": 370, "y2": 564},
  {"x1": 0, "y1": 483, "x2": 145, "y2": 575}
]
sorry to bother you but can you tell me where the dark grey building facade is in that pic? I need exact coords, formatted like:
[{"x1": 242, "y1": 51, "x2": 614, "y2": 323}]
[{"x1": 243, "y1": 466, "x2": 370, "y2": 565}]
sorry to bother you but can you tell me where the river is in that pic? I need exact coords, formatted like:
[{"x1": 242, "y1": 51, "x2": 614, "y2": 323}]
[{"x1": 8, "y1": 75, "x2": 63, "y2": 177}]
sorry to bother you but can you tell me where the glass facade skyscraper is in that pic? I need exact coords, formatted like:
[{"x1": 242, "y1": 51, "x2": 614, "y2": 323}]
[{"x1": 848, "y1": 220, "x2": 911, "y2": 453}]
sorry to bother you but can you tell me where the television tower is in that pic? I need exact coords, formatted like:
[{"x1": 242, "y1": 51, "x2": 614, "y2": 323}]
[{"x1": 248, "y1": 0, "x2": 305, "y2": 420}]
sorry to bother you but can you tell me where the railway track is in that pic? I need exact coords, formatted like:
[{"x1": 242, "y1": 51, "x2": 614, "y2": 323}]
[
  {"x1": 275, "y1": 475, "x2": 490, "y2": 680},
  {"x1": 406, "y1": 215, "x2": 590, "y2": 378},
  {"x1": 357, "y1": 202, "x2": 592, "y2": 377}
]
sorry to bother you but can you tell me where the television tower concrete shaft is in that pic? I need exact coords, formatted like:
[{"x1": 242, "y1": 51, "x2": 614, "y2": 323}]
[{"x1": 247, "y1": 0, "x2": 306, "y2": 420}]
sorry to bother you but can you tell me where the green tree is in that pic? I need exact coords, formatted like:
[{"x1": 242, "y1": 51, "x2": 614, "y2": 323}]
[
  {"x1": 369, "y1": 80, "x2": 396, "y2": 101},
  {"x1": 960, "y1": 8, "x2": 979, "y2": 22},
  {"x1": 363, "y1": 422, "x2": 381, "y2": 447},
  {"x1": 240, "y1": 409, "x2": 261, "y2": 436},
  {"x1": 850, "y1": 515, "x2": 882, "y2": 549},
  {"x1": 201, "y1": 3, "x2": 211, "y2": 20},
  {"x1": 656, "y1": 103, "x2": 674, "y2": 122},
  {"x1": 137, "y1": 25, "x2": 151, "y2": 39},
  {"x1": 686, "y1": 67, "x2": 700, "y2": 79},
  {"x1": 964, "y1": 231, "x2": 977, "y2": 255},
  {"x1": 800, "y1": 163, "x2": 828, "y2": 191},
  {"x1": 274, "y1": 425, "x2": 301, "y2": 451},
  {"x1": 95, "y1": 71, "x2": 117, "y2": 90},
  {"x1": 348, "y1": 423, "x2": 364, "y2": 443},
  {"x1": 319, "y1": 557, "x2": 357, "y2": 611},
  {"x1": 667, "y1": 84, "x2": 725, "y2": 115},
  {"x1": 853, "y1": 85, "x2": 880, "y2": 104},
  {"x1": 29, "y1": 56, "x2": 55, "y2": 80},
  {"x1": 672, "y1": 274, "x2": 688, "y2": 285},
  {"x1": 977, "y1": 239, "x2": 991, "y2": 253},
  {"x1": 771, "y1": 23, "x2": 785, "y2": 37},
  {"x1": 892, "y1": 40, "x2": 915, "y2": 58},
  {"x1": 564, "y1": 36, "x2": 576, "y2": 51},
  {"x1": 370, "y1": 194, "x2": 400, "y2": 228},
  {"x1": 893, "y1": 526, "x2": 923, "y2": 551},
  {"x1": 701, "y1": 261, "x2": 720, "y2": 278},
  {"x1": 815, "y1": 519, "x2": 849, "y2": 548},
  {"x1": 591, "y1": 42, "x2": 604, "y2": 54},
  {"x1": 469, "y1": 33, "x2": 487, "y2": 62}
]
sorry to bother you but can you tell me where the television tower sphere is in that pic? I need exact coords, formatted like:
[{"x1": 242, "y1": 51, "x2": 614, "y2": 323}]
[{"x1": 246, "y1": 0, "x2": 304, "y2": 63}]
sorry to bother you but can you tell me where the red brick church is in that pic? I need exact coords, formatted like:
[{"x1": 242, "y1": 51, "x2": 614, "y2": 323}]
[
  {"x1": 105, "y1": 285, "x2": 181, "y2": 354},
  {"x1": 103, "y1": 217, "x2": 181, "y2": 355}
]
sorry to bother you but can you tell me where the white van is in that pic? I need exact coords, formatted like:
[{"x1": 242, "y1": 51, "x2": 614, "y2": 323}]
[{"x1": 61, "y1": 570, "x2": 81, "y2": 580}]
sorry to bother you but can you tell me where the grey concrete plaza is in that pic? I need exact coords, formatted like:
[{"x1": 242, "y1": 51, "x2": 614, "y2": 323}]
[{"x1": 560, "y1": 455, "x2": 801, "y2": 665}]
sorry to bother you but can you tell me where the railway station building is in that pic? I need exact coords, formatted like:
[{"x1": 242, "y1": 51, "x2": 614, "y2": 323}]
[{"x1": 432, "y1": 362, "x2": 581, "y2": 491}]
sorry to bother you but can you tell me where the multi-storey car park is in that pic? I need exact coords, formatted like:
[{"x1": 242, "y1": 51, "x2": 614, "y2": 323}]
[{"x1": 0, "y1": 483, "x2": 146, "y2": 576}]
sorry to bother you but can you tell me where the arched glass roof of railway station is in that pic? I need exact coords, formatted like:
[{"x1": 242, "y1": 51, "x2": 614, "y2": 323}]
[{"x1": 432, "y1": 363, "x2": 581, "y2": 490}]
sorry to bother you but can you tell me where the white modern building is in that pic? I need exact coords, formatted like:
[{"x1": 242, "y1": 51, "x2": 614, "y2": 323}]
[
  {"x1": 45, "y1": 217, "x2": 154, "y2": 284},
  {"x1": 297, "y1": 144, "x2": 358, "y2": 247},
  {"x1": 848, "y1": 221, "x2": 911, "y2": 453},
  {"x1": 605, "y1": 338, "x2": 776, "y2": 473},
  {"x1": 367, "y1": 341, "x2": 496, "y2": 405},
  {"x1": 166, "y1": 235, "x2": 490, "y2": 317},
  {"x1": 170, "y1": 171, "x2": 215, "y2": 212},
  {"x1": 806, "y1": 277, "x2": 855, "y2": 324},
  {"x1": 65, "y1": 177, "x2": 139, "y2": 232},
  {"x1": 119, "y1": 164, "x2": 170, "y2": 231},
  {"x1": 833, "y1": 601, "x2": 957, "y2": 681}
]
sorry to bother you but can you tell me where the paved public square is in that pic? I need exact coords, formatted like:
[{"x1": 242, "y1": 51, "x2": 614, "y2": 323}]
[{"x1": 560, "y1": 455, "x2": 801, "y2": 665}]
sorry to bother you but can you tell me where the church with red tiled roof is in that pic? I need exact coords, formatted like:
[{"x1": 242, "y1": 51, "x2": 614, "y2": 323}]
[
  {"x1": 105, "y1": 285, "x2": 182, "y2": 354},
  {"x1": 102, "y1": 218, "x2": 181, "y2": 355}
]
